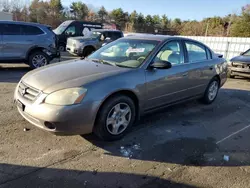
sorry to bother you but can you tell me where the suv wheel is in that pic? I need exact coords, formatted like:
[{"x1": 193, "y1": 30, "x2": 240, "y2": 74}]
[
  {"x1": 201, "y1": 77, "x2": 220, "y2": 104},
  {"x1": 94, "y1": 95, "x2": 136, "y2": 141},
  {"x1": 58, "y1": 44, "x2": 65, "y2": 52},
  {"x1": 82, "y1": 46, "x2": 95, "y2": 57},
  {"x1": 29, "y1": 51, "x2": 50, "y2": 69}
]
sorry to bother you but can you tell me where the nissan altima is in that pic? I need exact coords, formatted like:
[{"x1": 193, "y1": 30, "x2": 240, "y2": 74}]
[{"x1": 14, "y1": 35, "x2": 228, "y2": 141}]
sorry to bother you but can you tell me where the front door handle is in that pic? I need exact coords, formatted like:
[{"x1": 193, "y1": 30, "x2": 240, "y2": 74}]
[{"x1": 182, "y1": 72, "x2": 188, "y2": 77}]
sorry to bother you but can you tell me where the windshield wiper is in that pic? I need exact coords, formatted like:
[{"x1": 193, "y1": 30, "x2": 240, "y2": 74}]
[
  {"x1": 115, "y1": 63, "x2": 131, "y2": 68},
  {"x1": 87, "y1": 58, "x2": 116, "y2": 66}
]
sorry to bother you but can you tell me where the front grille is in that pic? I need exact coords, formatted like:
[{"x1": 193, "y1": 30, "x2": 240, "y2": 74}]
[
  {"x1": 18, "y1": 82, "x2": 40, "y2": 101},
  {"x1": 67, "y1": 38, "x2": 74, "y2": 46},
  {"x1": 232, "y1": 62, "x2": 250, "y2": 69}
]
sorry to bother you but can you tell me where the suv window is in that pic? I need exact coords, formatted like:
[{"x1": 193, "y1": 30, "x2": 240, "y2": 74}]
[
  {"x1": 185, "y1": 41, "x2": 207, "y2": 62},
  {"x1": 112, "y1": 32, "x2": 122, "y2": 40},
  {"x1": 65, "y1": 26, "x2": 76, "y2": 35},
  {"x1": 22, "y1": 25, "x2": 44, "y2": 35},
  {"x1": 2, "y1": 24, "x2": 22, "y2": 35},
  {"x1": 105, "y1": 32, "x2": 113, "y2": 39},
  {"x1": 154, "y1": 41, "x2": 184, "y2": 65}
]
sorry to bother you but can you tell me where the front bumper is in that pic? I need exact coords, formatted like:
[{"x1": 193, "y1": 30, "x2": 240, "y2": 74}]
[
  {"x1": 66, "y1": 45, "x2": 83, "y2": 56},
  {"x1": 228, "y1": 66, "x2": 250, "y2": 78},
  {"x1": 44, "y1": 48, "x2": 61, "y2": 59},
  {"x1": 14, "y1": 88, "x2": 100, "y2": 135}
]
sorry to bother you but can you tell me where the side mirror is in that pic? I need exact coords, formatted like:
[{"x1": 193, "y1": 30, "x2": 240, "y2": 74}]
[{"x1": 150, "y1": 61, "x2": 172, "y2": 69}]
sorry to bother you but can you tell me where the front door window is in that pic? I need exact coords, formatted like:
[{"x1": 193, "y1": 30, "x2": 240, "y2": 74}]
[
  {"x1": 65, "y1": 26, "x2": 76, "y2": 36},
  {"x1": 153, "y1": 41, "x2": 184, "y2": 65}
]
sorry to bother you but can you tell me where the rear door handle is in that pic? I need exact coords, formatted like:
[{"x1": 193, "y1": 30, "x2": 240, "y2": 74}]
[{"x1": 209, "y1": 66, "x2": 214, "y2": 70}]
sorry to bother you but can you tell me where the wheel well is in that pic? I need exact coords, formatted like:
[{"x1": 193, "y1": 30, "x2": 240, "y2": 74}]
[
  {"x1": 84, "y1": 45, "x2": 96, "y2": 51},
  {"x1": 26, "y1": 47, "x2": 45, "y2": 61},
  {"x1": 214, "y1": 75, "x2": 221, "y2": 86},
  {"x1": 94, "y1": 90, "x2": 140, "y2": 125}
]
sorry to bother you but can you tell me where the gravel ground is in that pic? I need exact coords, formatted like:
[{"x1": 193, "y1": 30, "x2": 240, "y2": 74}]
[{"x1": 0, "y1": 55, "x2": 250, "y2": 188}]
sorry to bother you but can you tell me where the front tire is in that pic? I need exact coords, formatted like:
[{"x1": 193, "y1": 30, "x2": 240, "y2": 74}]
[
  {"x1": 94, "y1": 95, "x2": 136, "y2": 141},
  {"x1": 28, "y1": 51, "x2": 50, "y2": 69},
  {"x1": 58, "y1": 44, "x2": 65, "y2": 52},
  {"x1": 201, "y1": 77, "x2": 220, "y2": 104}
]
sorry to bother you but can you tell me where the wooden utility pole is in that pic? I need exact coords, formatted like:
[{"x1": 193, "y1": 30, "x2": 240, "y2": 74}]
[{"x1": 205, "y1": 22, "x2": 209, "y2": 36}]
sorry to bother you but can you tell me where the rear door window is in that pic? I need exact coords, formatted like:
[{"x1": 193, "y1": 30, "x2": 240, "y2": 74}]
[
  {"x1": 2, "y1": 24, "x2": 22, "y2": 35},
  {"x1": 22, "y1": 25, "x2": 44, "y2": 35},
  {"x1": 185, "y1": 41, "x2": 208, "y2": 63}
]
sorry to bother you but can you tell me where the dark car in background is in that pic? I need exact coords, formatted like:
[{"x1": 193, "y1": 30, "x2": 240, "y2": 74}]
[
  {"x1": 66, "y1": 29, "x2": 124, "y2": 57},
  {"x1": 228, "y1": 49, "x2": 250, "y2": 78},
  {"x1": 53, "y1": 20, "x2": 103, "y2": 51},
  {"x1": 0, "y1": 21, "x2": 59, "y2": 69}
]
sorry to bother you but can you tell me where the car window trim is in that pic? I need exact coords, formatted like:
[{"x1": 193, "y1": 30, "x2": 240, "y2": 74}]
[
  {"x1": 206, "y1": 48, "x2": 212, "y2": 59},
  {"x1": 145, "y1": 39, "x2": 185, "y2": 69},
  {"x1": 184, "y1": 40, "x2": 209, "y2": 64}
]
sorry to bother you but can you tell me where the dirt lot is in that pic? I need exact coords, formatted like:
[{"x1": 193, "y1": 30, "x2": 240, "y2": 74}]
[{"x1": 0, "y1": 54, "x2": 250, "y2": 188}]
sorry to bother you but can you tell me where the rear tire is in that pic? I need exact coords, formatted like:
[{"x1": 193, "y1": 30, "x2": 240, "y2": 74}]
[
  {"x1": 94, "y1": 95, "x2": 136, "y2": 141},
  {"x1": 28, "y1": 51, "x2": 50, "y2": 69},
  {"x1": 82, "y1": 46, "x2": 95, "y2": 57},
  {"x1": 201, "y1": 77, "x2": 220, "y2": 104}
]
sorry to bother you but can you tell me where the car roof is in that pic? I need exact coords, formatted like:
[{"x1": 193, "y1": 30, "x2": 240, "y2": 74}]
[
  {"x1": 0, "y1": 21, "x2": 50, "y2": 28},
  {"x1": 124, "y1": 34, "x2": 209, "y2": 45},
  {"x1": 124, "y1": 34, "x2": 193, "y2": 41},
  {"x1": 124, "y1": 34, "x2": 171, "y2": 41}
]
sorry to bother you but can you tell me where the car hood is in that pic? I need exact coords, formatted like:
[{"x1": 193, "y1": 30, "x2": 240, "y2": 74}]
[
  {"x1": 231, "y1": 55, "x2": 250, "y2": 64},
  {"x1": 70, "y1": 36, "x2": 96, "y2": 42},
  {"x1": 22, "y1": 59, "x2": 128, "y2": 93}
]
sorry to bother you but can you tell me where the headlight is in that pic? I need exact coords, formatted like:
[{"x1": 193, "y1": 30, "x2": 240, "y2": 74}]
[{"x1": 45, "y1": 88, "x2": 87, "y2": 105}]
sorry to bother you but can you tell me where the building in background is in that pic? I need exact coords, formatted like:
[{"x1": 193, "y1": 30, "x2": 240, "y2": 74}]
[{"x1": 0, "y1": 12, "x2": 13, "y2": 21}]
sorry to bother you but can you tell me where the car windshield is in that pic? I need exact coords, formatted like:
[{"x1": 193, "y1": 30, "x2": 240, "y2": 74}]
[
  {"x1": 87, "y1": 39, "x2": 160, "y2": 68},
  {"x1": 85, "y1": 31, "x2": 102, "y2": 39},
  {"x1": 53, "y1": 21, "x2": 72, "y2": 35},
  {"x1": 243, "y1": 49, "x2": 250, "y2": 56}
]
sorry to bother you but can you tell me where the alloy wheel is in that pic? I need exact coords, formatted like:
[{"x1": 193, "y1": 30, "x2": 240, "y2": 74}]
[{"x1": 106, "y1": 103, "x2": 132, "y2": 135}]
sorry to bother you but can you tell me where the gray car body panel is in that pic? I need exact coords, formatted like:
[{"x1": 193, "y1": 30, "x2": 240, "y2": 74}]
[
  {"x1": 0, "y1": 21, "x2": 57, "y2": 62},
  {"x1": 14, "y1": 36, "x2": 227, "y2": 135},
  {"x1": 231, "y1": 55, "x2": 250, "y2": 64},
  {"x1": 229, "y1": 54, "x2": 250, "y2": 77},
  {"x1": 66, "y1": 30, "x2": 123, "y2": 56}
]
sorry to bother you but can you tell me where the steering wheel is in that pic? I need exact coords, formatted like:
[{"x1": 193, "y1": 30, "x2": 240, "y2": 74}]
[{"x1": 137, "y1": 56, "x2": 146, "y2": 63}]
